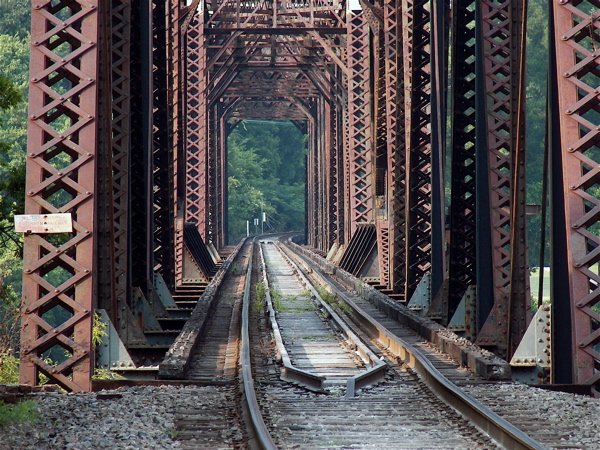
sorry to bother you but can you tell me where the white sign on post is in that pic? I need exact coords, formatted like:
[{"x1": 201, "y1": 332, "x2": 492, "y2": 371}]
[{"x1": 14, "y1": 213, "x2": 73, "y2": 234}]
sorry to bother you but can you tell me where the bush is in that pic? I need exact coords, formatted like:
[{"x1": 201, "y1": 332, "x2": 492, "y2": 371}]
[{"x1": 0, "y1": 350, "x2": 19, "y2": 384}]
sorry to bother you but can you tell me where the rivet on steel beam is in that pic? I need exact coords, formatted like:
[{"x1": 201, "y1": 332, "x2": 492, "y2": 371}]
[
  {"x1": 566, "y1": 109, "x2": 573, "y2": 114},
  {"x1": 29, "y1": 153, "x2": 35, "y2": 157},
  {"x1": 570, "y1": 185, "x2": 577, "y2": 190},
  {"x1": 54, "y1": 289, "x2": 59, "y2": 293},
  {"x1": 30, "y1": 115, "x2": 37, "y2": 119},
  {"x1": 31, "y1": 78, "x2": 38, "y2": 83},
  {"x1": 27, "y1": 191, "x2": 34, "y2": 196},
  {"x1": 577, "y1": 302, "x2": 585, "y2": 307},
  {"x1": 86, "y1": 191, "x2": 92, "y2": 195},
  {"x1": 33, "y1": 41, "x2": 39, "y2": 46},
  {"x1": 568, "y1": 147, "x2": 575, "y2": 152}
]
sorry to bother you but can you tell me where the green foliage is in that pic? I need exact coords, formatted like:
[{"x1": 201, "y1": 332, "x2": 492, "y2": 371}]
[
  {"x1": 92, "y1": 368, "x2": 125, "y2": 381},
  {"x1": 524, "y1": 0, "x2": 549, "y2": 267},
  {"x1": 270, "y1": 287, "x2": 283, "y2": 311},
  {"x1": 255, "y1": 281, "x2": 266, "y2": 313},
  {"x1": 227, "y1": 121, "x2": 306, "y2": 241},
  {"x1": 0, "y1": 0, "x2": 31, "y2": 38},
  {"x1": 0, "y1": 33, "x2": 29, "y2": 355},
  {"x1": 92, "y1": 312, "x2": 108, "y2": 349},
  {"x1": 0, "y1": 350, "x2": 19, "y2": 384},
  {"x1": 0, "y1": 400, "x2": 37, "y2": 428}
]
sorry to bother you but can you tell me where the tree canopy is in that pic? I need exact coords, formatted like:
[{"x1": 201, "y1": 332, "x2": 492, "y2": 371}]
[{"x1": 227, "y1": 121, "x2": 306, "y2": 242}]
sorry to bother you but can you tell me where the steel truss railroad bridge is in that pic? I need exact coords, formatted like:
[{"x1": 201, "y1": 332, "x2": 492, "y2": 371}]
[{"x1": 19, "y1": 0, "x2": 599, "y2": 394}]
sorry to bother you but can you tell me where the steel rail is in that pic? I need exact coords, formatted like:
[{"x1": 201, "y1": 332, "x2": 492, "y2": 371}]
[
  {"x1": 258, "y1": 242, "x2": 327, "y2": 392},
  {"x1": 240, "y1": 238, "x2": 278, "y2": 450},
  {"x1": 274, "y1": 242, "x2": 387, "y2": 396},
  {"x1": 282, "y1": 239, "x2": 547, "y2": 450}
]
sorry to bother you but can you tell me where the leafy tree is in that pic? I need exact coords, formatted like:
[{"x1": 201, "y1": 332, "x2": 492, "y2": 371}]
[
  {"x1": 525, "y1": 0, "x2": 549, "y2": 267},
  {"x1": 0, "y1": 0, "x2": 31, "y2": 38},
  {"x1": 227, "y1": 121, "x2": 306, "y2": 242},
  {"x1": 0, "y1": 35, "x2": 29, "y2": 357}
]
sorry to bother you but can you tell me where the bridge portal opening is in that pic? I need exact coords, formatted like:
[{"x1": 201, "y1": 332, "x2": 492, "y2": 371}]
[{"x1": 226, "y1": 120, "x2": 307, "y2": 243}]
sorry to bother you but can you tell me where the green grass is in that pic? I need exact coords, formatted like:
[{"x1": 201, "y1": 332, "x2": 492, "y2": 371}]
[
  {"x1": 271, "y1": 288, "x2": 283, "y2": 311},
  {"x1": 255, "y1": 282, "x2": 266, "y2": 312},
  {"x1": 0, "y1": 400, "x2": 37, "y2": 428}
]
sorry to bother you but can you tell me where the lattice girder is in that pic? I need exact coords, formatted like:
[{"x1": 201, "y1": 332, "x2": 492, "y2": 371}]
[
  {"x1": 552, "y1": 0, "x2": 600, "y2": 389},
  {"x1": 21, "y1": 0, "x2": 102, "y2": 392}
]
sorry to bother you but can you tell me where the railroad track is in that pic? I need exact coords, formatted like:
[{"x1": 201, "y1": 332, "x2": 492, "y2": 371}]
[{"x1": 168, "y1": 235, "x2": 589, "y2": 449}]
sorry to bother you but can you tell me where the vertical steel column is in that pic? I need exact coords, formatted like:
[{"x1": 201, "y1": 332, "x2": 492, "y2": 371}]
[
  {"x1": 448, "y1": 0, "x2": 477, "y2": 318},
  {"x1": 383, "y1": 0, "x2": 406, "y2": 293},
  {"x1": 475, "y1": 0, "x2": 529, "y2": 357},
  {"x1": 384, "y1": 0, "x2": 406, "y2": 296},
  {"x1": 177, "y1": 8, "x2": 207, "y2": 285},
  {"x1": 168, "y1": 0, "x2": 182, "y2": 288},
  {"x1": 402, "y1": 0, "x2": 433, "y2": 299},
  {"x1": 374, "y1": 22, "x2": 391, "y2": 287},
  {"x1": 550, "y1": 0, "x2": 600, "y2": 390},
  {"x1": 128, "y1": 2, "x2": 153, "y2": 295},
  {"x1": 185, "y1": 8, "x2": 208, "y2": 236},
  {"x1": 21, "y1": 1, "x2": 101, "y2": 391},
  {"x1": 218, "y1": 111, "x2": 228, "y2": 249},
  {"x1": 153, "y1": 0, "x2": 175, "y2": 282},
  {"x1": 97, "y1": 0, "x2": 132, "y2": 337},
  {"x1": 207, "y1": 104, "x2": 218, "y2": 244},
  {"x1": 347, "y1": 7, "x2": 374, "y2": 236},
  {"x1": 325, "y1": 99, "x2": 337, "y2": 247},
  {"x1": 328, "y1": 99, "x2": 344, "y2": 245}
]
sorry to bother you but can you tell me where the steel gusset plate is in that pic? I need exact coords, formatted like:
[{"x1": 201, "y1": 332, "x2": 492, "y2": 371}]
[
  {"x1": 21, "y1": 0, "x2": 102, "y2": 392},
  {"x1": 552, "y1": 0, "x2": 600, "y2": 390}
]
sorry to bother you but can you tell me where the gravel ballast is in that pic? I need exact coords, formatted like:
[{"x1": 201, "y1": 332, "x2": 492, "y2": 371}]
[{"x1": 0, "y1": 385, "x2": 234, "y2": 450}]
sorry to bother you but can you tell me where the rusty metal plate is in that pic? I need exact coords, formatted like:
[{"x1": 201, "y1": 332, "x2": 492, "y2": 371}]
[{"x1": 14, "y1": 213, "x2": 73, "y2": 234}]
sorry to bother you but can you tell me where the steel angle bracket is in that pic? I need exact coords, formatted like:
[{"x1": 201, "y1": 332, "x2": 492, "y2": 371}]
[
  {"x1": 510, "y1": 305, "x2": 551, "y2": 385},
  {"x1": 407, "y1": 272, "x2": 431, "y2": 316},
  {"x1": 96, "y1": 309, "x2": 136, "y2": 371},
  {"x1": 448, "y1": 285, "x2": 477, "y2": 342}
]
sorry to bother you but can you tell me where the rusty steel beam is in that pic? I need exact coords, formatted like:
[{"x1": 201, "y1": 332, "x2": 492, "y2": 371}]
[
  {"x1": 385, "y1": 0, "x2": 407, "y2": 297},
  {"x1": 153, "y1": 0, "x2": 175, "y2": 282},
  {"x1": 346, "y1": 7, "x2": 374, "y2": 236},
  {"x1": 168, "y1": 0, "x2": 182, "y2": 289},
  {"x1": 21, "y1": 0, "x2": 102, "y2": 392},
  {"x1": 402, "y1": 0, "x2": 433, "y2": 299},
  {"x1": 550, "y1": 0, "x2": 600, "y2": 390},
  {"x1": 475, "y1": 0, "x2": 530, "y2": 358},
  {"x1": 448, "y1": 0, "x2": 477, "y2": 320},
  {"x1": 180, "y1": 10, "x2": 209, "y2": 287},
  {"x1": 97, "y1": 0, "x2": 133, "y2": 340}
]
